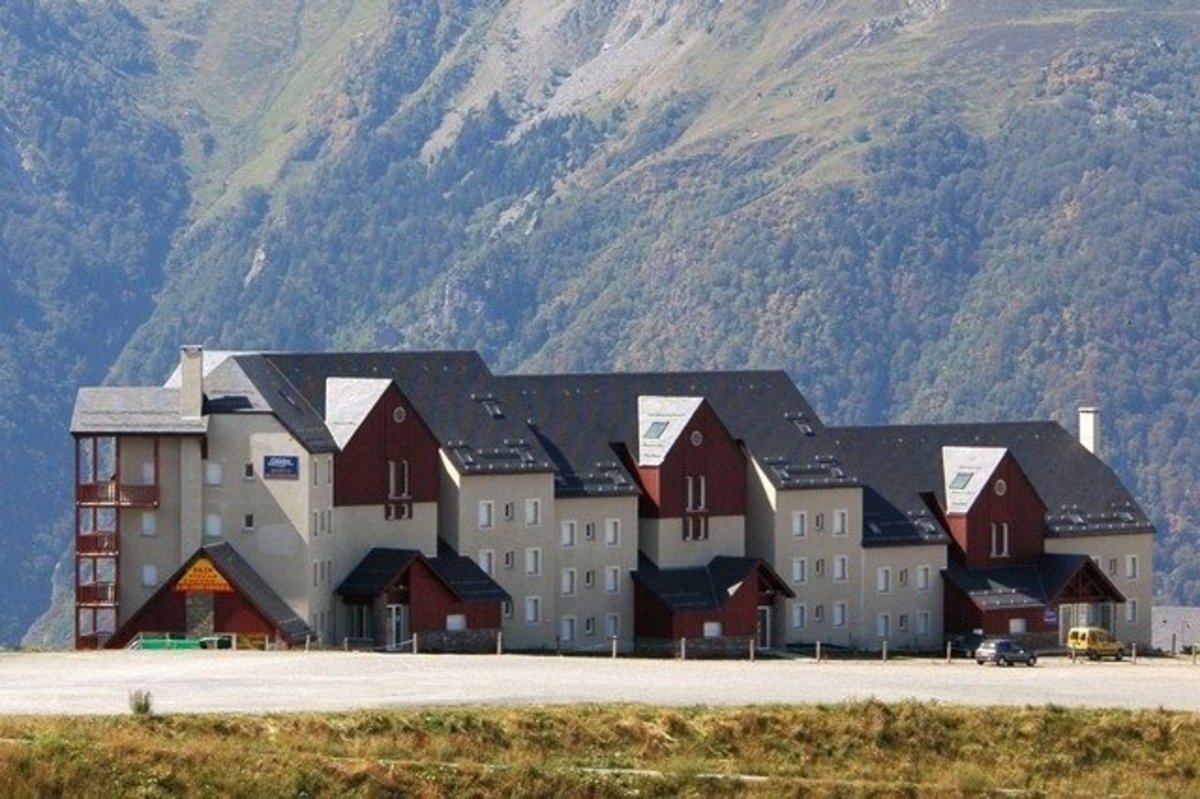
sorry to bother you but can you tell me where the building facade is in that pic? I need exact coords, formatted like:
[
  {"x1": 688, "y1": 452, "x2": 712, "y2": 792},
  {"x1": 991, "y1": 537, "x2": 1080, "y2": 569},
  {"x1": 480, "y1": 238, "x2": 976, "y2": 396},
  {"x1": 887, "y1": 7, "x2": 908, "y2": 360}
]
[{"x1": 69, "y1": 347, "x2": 1156, "y2": 652}]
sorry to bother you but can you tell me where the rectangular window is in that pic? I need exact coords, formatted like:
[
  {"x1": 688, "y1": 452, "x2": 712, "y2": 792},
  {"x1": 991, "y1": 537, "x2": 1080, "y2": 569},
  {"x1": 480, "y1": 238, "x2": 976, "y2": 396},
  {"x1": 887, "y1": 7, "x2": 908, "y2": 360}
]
[
  {"x1": 204, "y1": 513, "x2": 222, "y2": 539},
  {"x1": 478, "y1": 500, "x2": 494, "y2": 529},
  {"x1": 918, "y1": 611, "x2": 931, "y2": 636},
  {"x1": 605, "y1": 613, "x2": 620, "y2": 638},
  {"x1": 502, "y1": 600, "x2": 513, "y2": 619},
  {"x1": 833, "y1": 509, "x2": 848, "y2": 537},
  {"x1": 561, "y1": 520, "x2": 577, "y2": 549},
  {"x1": 204, "y1": 462, "x2": 222, "y2": 486},
  {"x1": 1009, "y1": 618, "x2": 1027, "y2": 635},
  {"x1": 446, "y1": 614, "x2": 467, "y2": 632},
  {"x1": 791, "y1": 557, "x2": 807, "y2": 585},
  {"x1": 898, "y1": 613, "x2": 909, "y2": 631},
  {"x1": 243, "y1": 462, "x2": 255, "y2": 481},
  {"x1": 479, "y1": 549, "x2": 495, "y2": 577},
  {"x1": 686, "y1": 475, "x2": 706, "y2": 511},
  {"x1": 832, "y1": 602, "x2": 847, "y2": 628},
  {"x1": 1108, "y1": 558, "x2": 1118, "y2": 576},
  {"x1": 814, "y1": 604, "x2": 825, "y2": 623},
  {"x1": 792, "y1": 511, "x2": 807, "y2": 538},
  {"x1": 503, "y1": 502, "x2": 515, "y2": 521},
  {"x1": 142, "y1": 564, "x2": 158, "y2": 588},
  {"x1": 584, "y1": 522, "x2": 597, "y2": 540},
  {"x1": 793, "y1": 602, "x2": 807, "y2": 630},
  {"x1": 243, "y1": 514, "x2": 255, "y2": 531},
  {"x1": 916, "y1": 565, "x2": 931, "y2": 591},
  {"x1": 814, "y1": 558, "x2": 825, "y2": 576},
  {"x1": 313, "y1": 561, "x2": 319, "y2": 588},
  {"x1": 312, "y1": 460, "x2": 319, "y2": 486},
  {"x1": 584, "y1": 569, "x2": 596, "y2": 588},
  {"x1": 388, "y1": 460, "x2": 410, "y2": 499},
  {"x1": 561, "y1": 568, "x2": 577, "y2": 596},
  {"x1": 702, "y1": 621, "x2": 723, "y2": 639},
  {"x1": 524, "y1": 596, "x2": 541, "y2": 624},
  {"x1": 877, "y1": 567, "x2": 891, "y2": 594},
  {"x1": 585, "y1": 617, "x2": 596, "y2": 636},
  {"x1": 604, "y1": 518, "x2": 621, "y2": 547},
  {"x1": 833, "y1": 556, "x2": 848, "y2": 583},
  {"x1": 990, "y1": 522, "x2": 1010, "y2": 558},
  {"x1": 524, "y1": 547, "x2": 542, "y2": 576},
  {"x1": 877, "y1": 613, "x2": 891, "y2": 639},
  {"x1": 1126, "y1": 555, "x2": 1139, "y2": 580},
  {"x1": 141, "y1": 512, "x2": 156, "y2": 537},
  {"x1": 898, "y1": 568, "x2": 909, "y2": 587},
  {"x1": 1125, "y1": 598, "x2": 1138, "y2": 623},
  {"x1": 560, "y1": 616, "x2": 576, "y2": 643},
  {"x1": 682, "y1": 516, "x2": 709, "y2": 541},
  {"x1": 525, "y1": 498, "x2": 541, "y2": 527},
  {"x1": 814, "y1": 512, "x2": 825, "y2": 532},
  {"x1": 605, "y1": 566, "x2": 621, "y2": 594}
]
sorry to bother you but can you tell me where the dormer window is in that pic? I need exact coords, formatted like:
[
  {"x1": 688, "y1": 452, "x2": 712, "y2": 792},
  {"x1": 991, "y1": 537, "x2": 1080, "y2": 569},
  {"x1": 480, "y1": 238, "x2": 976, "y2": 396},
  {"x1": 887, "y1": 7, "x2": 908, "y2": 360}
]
[
  {"x1": 645, "y1": 421, "x2": 668, "y2": 439},
  {"x1": 949, "y1": 471, "x2": 974, "y2": 491}
]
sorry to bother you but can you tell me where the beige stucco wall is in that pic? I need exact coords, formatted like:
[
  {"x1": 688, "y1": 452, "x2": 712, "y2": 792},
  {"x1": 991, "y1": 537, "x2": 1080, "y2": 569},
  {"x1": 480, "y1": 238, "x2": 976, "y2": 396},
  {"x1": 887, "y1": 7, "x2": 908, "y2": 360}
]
[
  {"x1": 1045, "y1": 532, "x2": 1154, "y2": 647},
  {"x1": 638, "y1": 515, "x2": 744, "y2": 568},
  {"x1": 856, "y1": 545, "x2": 946, "y2": 651},
  {"x1": 552, "y1": 495, "x2": 639, "y2": 652},
  {"x1": 439, "y1": 461, "x2": 557, "y2": 650},
  {"x1": 117, "y1": 436, "x2": 183, "y2": 616}
]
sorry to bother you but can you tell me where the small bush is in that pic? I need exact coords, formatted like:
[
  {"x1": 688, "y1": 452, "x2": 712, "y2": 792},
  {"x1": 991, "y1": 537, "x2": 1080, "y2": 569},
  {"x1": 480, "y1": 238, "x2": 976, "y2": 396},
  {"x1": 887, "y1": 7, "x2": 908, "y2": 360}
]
[{"x1": 128, "y1": 689, "x2": 153, "y2": 716}]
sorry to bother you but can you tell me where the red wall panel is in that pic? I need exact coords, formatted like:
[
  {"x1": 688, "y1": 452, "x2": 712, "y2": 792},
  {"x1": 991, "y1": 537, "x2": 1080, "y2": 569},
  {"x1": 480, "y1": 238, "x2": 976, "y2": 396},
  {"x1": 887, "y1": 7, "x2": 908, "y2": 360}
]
[
  {"x1": 334, "y1": 386, "x2": 440, "y2": 507},
  {"x1": 636, "y1": 401, "x2": 746, "y2": 519}
]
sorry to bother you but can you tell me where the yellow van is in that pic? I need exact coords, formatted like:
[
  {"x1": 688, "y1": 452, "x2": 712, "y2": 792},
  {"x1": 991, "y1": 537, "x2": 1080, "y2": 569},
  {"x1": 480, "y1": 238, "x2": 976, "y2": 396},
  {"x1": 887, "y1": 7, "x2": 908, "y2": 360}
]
[{"x1": 1067, "y1": 626, "x2": 1126, "y2": 661}]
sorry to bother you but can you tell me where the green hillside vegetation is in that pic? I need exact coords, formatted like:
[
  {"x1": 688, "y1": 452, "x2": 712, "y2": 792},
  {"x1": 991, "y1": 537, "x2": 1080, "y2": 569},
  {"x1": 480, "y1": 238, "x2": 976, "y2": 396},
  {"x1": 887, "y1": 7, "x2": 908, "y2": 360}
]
[
  {"x1": 5, "y1": 2, "x2": 1200, "y2": 645},
  {"x1": 2, "y1": 702, "x2": 1199, "y2": 796}
]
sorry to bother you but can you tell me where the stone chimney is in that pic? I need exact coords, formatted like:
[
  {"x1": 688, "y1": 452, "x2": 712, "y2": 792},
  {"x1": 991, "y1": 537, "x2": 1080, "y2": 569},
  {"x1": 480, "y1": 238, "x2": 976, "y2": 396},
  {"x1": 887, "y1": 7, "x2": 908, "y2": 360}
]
[
  {"x1": 180, "y1": 345, "x2": 204, "y2": 418},
  {"x1": 1078, "y1": 406, "x2": 1100, "y2": 457}
]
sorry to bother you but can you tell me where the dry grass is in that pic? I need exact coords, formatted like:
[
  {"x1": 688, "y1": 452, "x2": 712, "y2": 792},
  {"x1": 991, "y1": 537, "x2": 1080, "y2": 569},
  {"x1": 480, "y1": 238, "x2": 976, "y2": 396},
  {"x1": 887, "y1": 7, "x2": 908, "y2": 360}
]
[{"x1": 0, "y1": 702, "x2": 1196, "y2": 796}]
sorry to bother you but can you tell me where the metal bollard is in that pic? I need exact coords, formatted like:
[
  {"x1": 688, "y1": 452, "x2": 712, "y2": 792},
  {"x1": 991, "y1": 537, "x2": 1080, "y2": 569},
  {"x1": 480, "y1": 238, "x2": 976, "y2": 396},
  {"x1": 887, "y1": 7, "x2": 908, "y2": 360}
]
[
  {"x1": 413, "y1": 633, "x2": 419, "y2": 655},
  {"x1": 680, "y1": 637, "x2": 687, "y2": 660},
  {"x1": 750, "y1": 637, "x2": 756, "y2": 662},
  {"x1": 946, "y1": 641, "x2": 952, "y2": 663},
  {"x1": 497, "y1": 631, "x2": 503, "y2": 655},
  {"x1": 1132, "y1": 643, "x2": 1138, "y2": 664},
  {"x1": 882, "y1": 640, "x2": 888, "y2": 662},
  {"x1": 815, "y1": 640, "x2": 822, "y2": 663},
  {"x1": 611, "y1": 635, "x2": 618, "y2": 659}
]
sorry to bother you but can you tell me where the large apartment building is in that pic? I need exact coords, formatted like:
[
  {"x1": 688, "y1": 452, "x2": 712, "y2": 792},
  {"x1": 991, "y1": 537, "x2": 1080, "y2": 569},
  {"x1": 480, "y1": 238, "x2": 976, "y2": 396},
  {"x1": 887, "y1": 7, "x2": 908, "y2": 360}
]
[{"x1": 69, "y1": 347, "x2": 1155, "y2": 652}]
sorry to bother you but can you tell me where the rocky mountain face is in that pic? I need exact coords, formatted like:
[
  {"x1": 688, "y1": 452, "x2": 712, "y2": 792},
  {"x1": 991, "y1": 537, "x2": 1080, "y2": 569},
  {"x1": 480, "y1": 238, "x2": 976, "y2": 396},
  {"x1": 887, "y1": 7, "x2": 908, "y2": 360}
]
[{"x1": 5, "y1": 0, "x2": 1200, "y2": 645}]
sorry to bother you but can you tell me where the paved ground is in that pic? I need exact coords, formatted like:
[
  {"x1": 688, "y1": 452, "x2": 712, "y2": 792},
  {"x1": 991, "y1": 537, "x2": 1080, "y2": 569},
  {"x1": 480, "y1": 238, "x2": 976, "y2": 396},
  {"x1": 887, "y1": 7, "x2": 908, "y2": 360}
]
[{"x1": 1, "y1": 651, "x2": 1199, "y2": 715}]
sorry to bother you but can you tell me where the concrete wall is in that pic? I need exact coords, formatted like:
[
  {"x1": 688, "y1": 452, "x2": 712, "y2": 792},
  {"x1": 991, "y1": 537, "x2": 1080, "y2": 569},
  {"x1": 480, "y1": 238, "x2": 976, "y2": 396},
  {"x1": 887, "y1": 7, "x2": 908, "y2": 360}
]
[
  {"x1": 118, "y1": 437, "x2": 182, "y2": 617},
  {"x1": 856, "y1": 545, "x2": 946, "y2": 651}
]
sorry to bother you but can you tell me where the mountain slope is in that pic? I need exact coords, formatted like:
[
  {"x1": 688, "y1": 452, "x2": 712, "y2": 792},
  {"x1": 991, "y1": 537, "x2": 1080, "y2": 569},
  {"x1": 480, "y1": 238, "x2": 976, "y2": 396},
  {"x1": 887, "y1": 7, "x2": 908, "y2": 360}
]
[{"x1": 11, "y1": 0, "x2": 1200, "y2": 645}]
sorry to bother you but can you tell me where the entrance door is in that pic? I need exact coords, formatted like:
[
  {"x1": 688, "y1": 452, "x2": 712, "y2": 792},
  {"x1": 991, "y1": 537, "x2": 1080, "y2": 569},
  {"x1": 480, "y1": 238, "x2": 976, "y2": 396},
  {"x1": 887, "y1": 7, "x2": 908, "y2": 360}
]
[
  {"x1": 756, "y1": 606, "x2": 772, "y2": 649},
  {"x1": 387, "y1": 604, "x2": 410, "y2": 651}
]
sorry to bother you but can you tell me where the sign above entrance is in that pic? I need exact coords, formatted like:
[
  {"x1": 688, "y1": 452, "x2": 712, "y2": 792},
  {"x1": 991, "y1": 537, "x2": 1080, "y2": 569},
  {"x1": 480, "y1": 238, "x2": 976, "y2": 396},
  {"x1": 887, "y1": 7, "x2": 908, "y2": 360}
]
[
  {"x1": 175, "y1": 558, "x2": 233, "y2": 593},
  {"x1": 1043, "y1": 606, "x2": 1058, "y2": 624},
  {"x1": 263, "y1": 455, "x2": 300, "y2": 480}
]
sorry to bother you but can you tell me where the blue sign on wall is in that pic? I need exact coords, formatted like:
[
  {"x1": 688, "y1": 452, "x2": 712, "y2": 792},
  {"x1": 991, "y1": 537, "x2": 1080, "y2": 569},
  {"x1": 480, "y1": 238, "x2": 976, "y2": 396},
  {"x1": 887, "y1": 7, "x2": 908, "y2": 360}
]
[{"x1": 263, "y1": 455, "x2": 300, "y2": 480}]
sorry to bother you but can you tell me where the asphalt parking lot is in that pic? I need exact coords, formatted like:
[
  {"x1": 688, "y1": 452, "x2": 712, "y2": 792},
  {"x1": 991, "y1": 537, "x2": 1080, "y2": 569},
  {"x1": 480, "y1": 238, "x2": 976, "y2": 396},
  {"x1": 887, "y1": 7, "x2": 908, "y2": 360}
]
[{"x1": 2, "y1": 651, "x2": 1199, "y2": 715}]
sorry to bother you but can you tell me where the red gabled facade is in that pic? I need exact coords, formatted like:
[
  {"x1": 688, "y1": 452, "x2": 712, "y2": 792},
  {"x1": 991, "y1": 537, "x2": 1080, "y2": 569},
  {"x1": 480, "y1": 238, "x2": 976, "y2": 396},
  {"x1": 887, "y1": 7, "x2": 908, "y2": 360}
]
[
  {"x1": 634, "y1": 400, "x2": 746, "y2": 519},
  {"x1": 947, "y1": 453, "x2": 1046, "y2": 569},
  {"x1": 634, "y1": 561, "x2": 792, "y2": 640},
  {"x1": 333, "y1": 384, "x2": 439, "y2": 508},
  {"x1": 392, "y1": 558, "x2": 502, "y2": 633}
]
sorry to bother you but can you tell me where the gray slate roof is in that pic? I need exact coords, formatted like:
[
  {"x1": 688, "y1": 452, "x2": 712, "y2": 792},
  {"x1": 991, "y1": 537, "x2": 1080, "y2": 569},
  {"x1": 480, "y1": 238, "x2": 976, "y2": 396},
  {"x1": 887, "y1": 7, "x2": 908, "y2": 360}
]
[
  {"x1": 229, "y1": 352, "x2": 555, "y2": 475},
  {"x1": 632, "y1": 556, "x2": 793, "y2": 612},
  {"x1": 498, "y1": 371, "x2": 852, "y2": 498},
  {"x1": 942, "y1": 554, "x2": 1122, "y2": 610},
  {"x1": 830, "y1": 423, "x2": 1153, "y2": 541},
  {"x1": 71, "y1": 388, "x2": 208, "y2": 435},
  {"x1": 337, "y1": 542, "x2": 509, "y2": 603}
]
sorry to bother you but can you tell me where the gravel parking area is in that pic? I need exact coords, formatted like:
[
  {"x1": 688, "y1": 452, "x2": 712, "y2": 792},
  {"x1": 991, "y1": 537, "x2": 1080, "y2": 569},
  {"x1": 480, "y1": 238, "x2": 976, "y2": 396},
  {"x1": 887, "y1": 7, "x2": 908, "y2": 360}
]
[{"x1": 1, "y1": 651, "x2": 1199, "y2": 715}]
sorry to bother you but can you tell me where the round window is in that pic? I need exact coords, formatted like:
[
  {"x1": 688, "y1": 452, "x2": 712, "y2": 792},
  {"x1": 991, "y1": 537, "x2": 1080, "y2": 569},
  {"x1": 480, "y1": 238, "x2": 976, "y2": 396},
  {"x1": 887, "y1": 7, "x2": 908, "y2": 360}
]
[
  {"x1": 994, "y1": 479, "x2": 1007, "y2": 497},
  {"x1": 690, "y1": 430, "x2": 704, "y2": 447},
  {"x1": 392, "y1": 407, "x2": 407, "y2": 424}
]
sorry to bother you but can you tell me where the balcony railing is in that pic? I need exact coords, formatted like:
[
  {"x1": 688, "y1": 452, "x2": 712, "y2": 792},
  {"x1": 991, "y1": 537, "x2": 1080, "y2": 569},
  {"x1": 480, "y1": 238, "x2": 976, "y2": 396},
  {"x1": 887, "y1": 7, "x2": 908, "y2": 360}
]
[
  {"x1": 76, "y1": 482, "x2": 158, "y2": 507},
  {"x1": 76, "y1": 583, "x2": 117, "y2": 605},
  {"x1": 76, "y1": 533, "x2": 118, "y2": 554}
]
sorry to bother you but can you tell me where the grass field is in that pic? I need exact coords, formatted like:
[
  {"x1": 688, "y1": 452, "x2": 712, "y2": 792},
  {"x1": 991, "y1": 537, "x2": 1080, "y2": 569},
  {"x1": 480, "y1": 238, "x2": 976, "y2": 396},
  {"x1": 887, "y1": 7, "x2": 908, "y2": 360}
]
[{"x1": 0, "y1": 702, "x2": 1196, "y2": 796}]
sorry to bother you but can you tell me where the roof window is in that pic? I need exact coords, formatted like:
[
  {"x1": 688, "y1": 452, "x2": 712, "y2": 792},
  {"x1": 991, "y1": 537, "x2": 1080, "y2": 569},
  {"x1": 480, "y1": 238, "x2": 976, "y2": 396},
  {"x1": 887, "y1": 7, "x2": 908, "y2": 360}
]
[
  {"x1": 644, "y1": 421, "x2": 669, "y2": 439},
  {"x1": 949, "y1": 471, "x2": 974, "y2": 490}
]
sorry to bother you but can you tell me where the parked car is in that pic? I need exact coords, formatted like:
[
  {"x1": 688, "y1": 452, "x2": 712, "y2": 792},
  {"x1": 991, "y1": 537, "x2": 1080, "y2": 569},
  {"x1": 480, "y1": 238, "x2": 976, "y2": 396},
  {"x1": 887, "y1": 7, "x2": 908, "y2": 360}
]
[
  {"x1": 974, "y1": 639, "x2": 1037, "y2": 667},
  {"x1": 1066, "y1": 626, "x2": 1125, "y2": 661}
]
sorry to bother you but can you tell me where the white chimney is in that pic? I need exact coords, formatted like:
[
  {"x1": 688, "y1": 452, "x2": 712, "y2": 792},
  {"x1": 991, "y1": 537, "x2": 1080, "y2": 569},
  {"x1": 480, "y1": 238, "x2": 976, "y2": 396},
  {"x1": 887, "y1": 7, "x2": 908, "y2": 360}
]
[
  {"x1": 1078, "y1": 406, "x2": 1100, "y2": 457},
  {"x1": 180, "y1": 345, "x2": 204, "y2": 418}
]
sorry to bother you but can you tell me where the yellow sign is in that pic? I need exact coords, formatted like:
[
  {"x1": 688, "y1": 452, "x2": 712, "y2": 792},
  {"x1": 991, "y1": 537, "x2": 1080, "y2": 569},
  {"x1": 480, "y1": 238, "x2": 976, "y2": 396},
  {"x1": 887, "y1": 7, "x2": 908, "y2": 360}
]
[{"x1": 175, "y1": 558, "x2": 233, "y2": 593}]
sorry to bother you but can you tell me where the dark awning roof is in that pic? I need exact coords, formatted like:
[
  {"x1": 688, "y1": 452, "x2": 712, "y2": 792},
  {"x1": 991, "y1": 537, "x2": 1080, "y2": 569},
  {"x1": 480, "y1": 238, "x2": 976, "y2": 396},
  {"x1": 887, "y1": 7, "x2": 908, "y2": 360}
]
[
  {"x1": 943, "y1": 554, "x2": 1125, "y2": 611},
  {"x1": 337, "y1": 543, "x2": 509, "y2": 604},
  {"x1": 633, "y1": 556, "x2": 793, "y2": 612}
]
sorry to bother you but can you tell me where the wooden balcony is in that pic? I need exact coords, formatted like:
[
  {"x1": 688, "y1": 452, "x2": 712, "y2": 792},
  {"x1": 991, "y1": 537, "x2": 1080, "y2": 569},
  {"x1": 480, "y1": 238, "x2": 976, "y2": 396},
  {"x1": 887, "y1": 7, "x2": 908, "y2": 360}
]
[
  {"x1": 76, "y1": 533, "x2": 118, "y2": 555},
  {"x1": 76, "y1": 583, "x2": 117, "y2": 605},
  {"x1": 76, "y1": 482, "x2": 158, "y2": 507}
]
